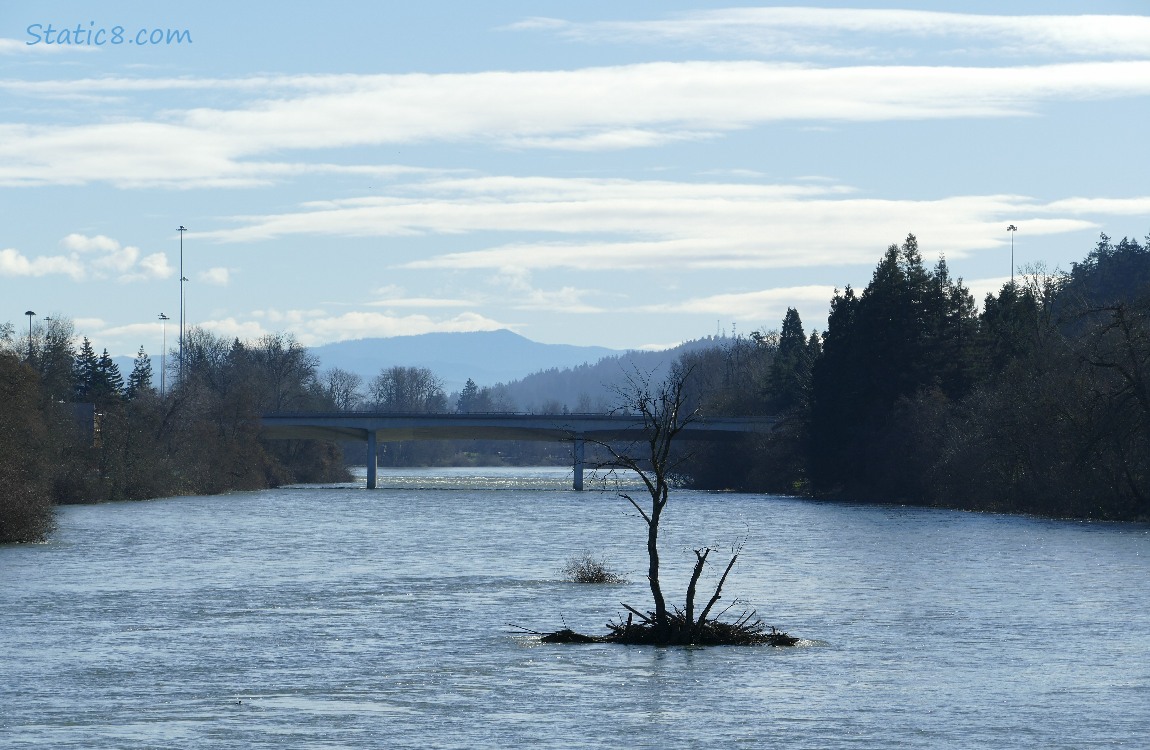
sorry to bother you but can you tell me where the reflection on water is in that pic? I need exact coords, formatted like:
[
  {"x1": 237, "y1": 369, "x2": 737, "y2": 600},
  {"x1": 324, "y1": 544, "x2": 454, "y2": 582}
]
[{"x1": 2, "y1": 466, "x2": 1148, "y2": 749}]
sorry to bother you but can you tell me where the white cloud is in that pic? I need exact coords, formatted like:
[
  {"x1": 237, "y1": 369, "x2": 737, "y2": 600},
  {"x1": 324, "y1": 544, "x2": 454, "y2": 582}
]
[
  {"x1": 2, "y1": 59, "x2": 1150, "y2": 187},
  {"x1": 92, "y1": 244, "x2": 139, "y2": 273},
  {"x1": 0, "y1": 247, "x2": 85, "y2": 279},
  {"x1": 97, "y1": 321, "x2": 168, "y2": 340},
  {"x1": 965, "y1": 275, "x2": 1015, "y2": 306},
  {"x1": 642, "y1": 285, "x2": 839, "y2": 322},
  {"x1": 1038, "y1": 197, "x2": 1150, "y2": 216},
  {"x1": 235, "y1": 309, "x2": 510, "y2": 346},
  {"x1": 0, "y1": 37, "x2": 96, "y2": 55},
  {"x1": 137, "y1": 253, "x2": 174, "y2": 279},
  {"x1": 195, "y1": 317, "x2": 269, "y2": 342},
  {"x1": 487, "y1": 265, "x2": 606, "y2": 313},
  {"x1": 88, "y1": 308, "x2": 513, "y2": 356},
  {"x1": 365, "y1": 297, "x2": 473, "y2": 309},
  {"x1": 0, "y1": 235, "x2": 173, "y2": 282},
  {"x1": 61, "y1": 233, "x2": 120, "y2": 252},
  {"x1": 194, "y1": 174, "x2": 1126, "y2": 274},
  {"x1": 252, "y1": 308, "x2": 327, "y2": 324},
  {"x1": 516, "y1": 10, "x2": 1150, "y2": 60},
  {"x1": 73, "y1": 317, "x2": 107, "y2": 332},
  {"x1": 364, "y1": 284, "x2": 473, "y2": 308},
  {"x1": 198, "y1": 267, "x2": 231, "y2": 286}
]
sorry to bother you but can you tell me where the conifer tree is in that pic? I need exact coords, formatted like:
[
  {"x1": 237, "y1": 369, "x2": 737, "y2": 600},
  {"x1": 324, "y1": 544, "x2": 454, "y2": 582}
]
[
  {"x1": 457, "y1": 378, "x2": 481, "y2": 413},
  {"x1": 769, "y1": 308, "x2": 814, "y2": 412},
  {"x1": 37, "y1": 317, "x2": 76, "y2": 403},
  {"x1": 73, "y1": 337, "x2": 98, "y2": 401},
  {"x1": 810, "y1": 234, "x2": 979, "y2": 496},
  {"x1": 92, "y1": 349, "x2": 124, "y2": 406},
  {"x1": 126, "y1": 346, "x2": 154, "y2": 400}
]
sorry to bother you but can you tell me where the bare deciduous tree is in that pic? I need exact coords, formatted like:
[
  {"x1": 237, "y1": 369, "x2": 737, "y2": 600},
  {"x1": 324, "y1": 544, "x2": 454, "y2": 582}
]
[
  {"x1": 551, "y1": 361, "x2": 795, "y2": 646},
  {"x1": 604, "y1": 362, "x2": 699, "y2": 630},
  {"x1": 369, "y1": 366, "x2": 447, "y2": 413},
  {"x1": 322, "y1": 367, "x2": 364, "y2": 411}
]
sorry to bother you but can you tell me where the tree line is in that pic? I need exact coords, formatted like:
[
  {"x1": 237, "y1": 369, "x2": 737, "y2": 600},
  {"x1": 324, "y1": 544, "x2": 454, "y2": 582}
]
[
  {"x1": 0, "y1": 325, "x2": 578, "y2": 542},
  {"x1": 4, "y1": 231, "x2": 1146, "y2": 540},
  {"x1": 0, "y1": 325, "x2": 350, "y2": 543},
  {"x1": 680, "y1": 232, "x2": 1150, "y2": 521}
]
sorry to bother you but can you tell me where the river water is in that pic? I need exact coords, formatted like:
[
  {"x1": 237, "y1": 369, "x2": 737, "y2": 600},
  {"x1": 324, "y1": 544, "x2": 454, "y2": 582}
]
[{"x1": 2, "y1": 467, "x2": 1148, "y2": 748}]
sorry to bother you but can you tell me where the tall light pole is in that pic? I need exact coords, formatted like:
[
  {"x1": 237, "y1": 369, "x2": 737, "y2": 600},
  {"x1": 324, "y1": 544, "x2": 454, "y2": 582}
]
[
  {"x1": 178, "y1": 225, "x2": 187, "y2": 381},
  {"x1": 1007, "y1": 224, "x2": 1018, "y2": 284},
  {"x1": 24, "y1": 310, "x2": 35, "y2": 361},
  {"x1": 158, "y1": 313, "x2": 169, "y2": 397}
]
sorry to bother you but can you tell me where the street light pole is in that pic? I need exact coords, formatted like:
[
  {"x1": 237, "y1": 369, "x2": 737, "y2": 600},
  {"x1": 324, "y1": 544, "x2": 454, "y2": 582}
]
[
  {"x1": 1007, "y1": 224, "x2": 1018, "y2": 285},
  {"x1": 24, "y1": 310, "x2": 35, "y2": 361},
  {"x1": 178, "y1": 225, "x2": 187, "y2": 381},
  {"x1": 159, "y1": 313, "x2": 169, "y2": 397}
]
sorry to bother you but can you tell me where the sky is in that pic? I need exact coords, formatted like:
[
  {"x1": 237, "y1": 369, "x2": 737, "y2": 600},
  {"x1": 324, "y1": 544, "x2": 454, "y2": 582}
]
[{"x1": 3, "y1": 1, "x2": 1149, "y2": 356}]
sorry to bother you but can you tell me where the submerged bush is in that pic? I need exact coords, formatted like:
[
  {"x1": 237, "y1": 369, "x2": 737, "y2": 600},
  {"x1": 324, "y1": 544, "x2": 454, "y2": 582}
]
[{"x1": 563, "y1": 552, "x2": 627, "y2": 584}]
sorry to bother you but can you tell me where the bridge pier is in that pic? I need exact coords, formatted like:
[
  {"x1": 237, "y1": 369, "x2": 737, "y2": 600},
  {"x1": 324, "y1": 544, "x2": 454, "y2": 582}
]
[
  {"x1": 260, "y1": 413, "x2": 778, "y2": 493},
  {"x1": 366, "y1": 430, "x2": 378, "y2": 490},
  {"x1": 573, "y1": 434, "x2": 584, "y2": 491}
]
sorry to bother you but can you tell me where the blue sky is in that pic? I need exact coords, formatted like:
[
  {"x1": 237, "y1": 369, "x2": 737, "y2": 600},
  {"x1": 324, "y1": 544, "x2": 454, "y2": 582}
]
[{"x1": 3, "y1": 1, "x2": 1149, "y2": 356}]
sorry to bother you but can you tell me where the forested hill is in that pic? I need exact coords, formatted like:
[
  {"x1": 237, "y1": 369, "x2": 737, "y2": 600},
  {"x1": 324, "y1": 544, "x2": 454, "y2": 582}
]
[{"x1": 495, "y1": 336, "x2": 728, "y2": 413}]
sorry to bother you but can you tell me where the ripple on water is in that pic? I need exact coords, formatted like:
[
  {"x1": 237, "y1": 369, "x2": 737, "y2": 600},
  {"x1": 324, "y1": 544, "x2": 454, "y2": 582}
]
[{"x1": 2, "y1": 468, "x2": 1148, "y2": 749}]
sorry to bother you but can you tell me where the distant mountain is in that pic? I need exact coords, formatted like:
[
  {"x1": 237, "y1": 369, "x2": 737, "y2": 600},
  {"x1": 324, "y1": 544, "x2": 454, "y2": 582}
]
[
  {"x1": 113, "y1": 329, "x2": 733, "y2": 408},
  {"x1": 310, "y1": 329, "x2": 620, "y2": 390},
  {"x1": 499, "y1": 336, "x2": 728, "y2": 412}
]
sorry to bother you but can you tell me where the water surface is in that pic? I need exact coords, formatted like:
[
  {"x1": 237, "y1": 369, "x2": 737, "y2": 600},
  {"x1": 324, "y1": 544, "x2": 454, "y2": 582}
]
[{"x1": 3, "y1": 467, "x2": 1148, "y2": 748}]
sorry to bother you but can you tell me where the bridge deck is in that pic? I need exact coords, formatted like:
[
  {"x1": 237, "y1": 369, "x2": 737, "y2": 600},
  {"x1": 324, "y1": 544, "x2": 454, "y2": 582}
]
[
  {"x1": 261, "y1": 411, "x2": 776, "y2": 442},
  {"x1": 260, "y1": 412, "x2": 777, "y2": 490}
]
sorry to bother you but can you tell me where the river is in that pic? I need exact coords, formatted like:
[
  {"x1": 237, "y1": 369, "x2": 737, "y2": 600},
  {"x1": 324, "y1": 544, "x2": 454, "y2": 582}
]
[{"x1": 2, "y1": 467, "x2": 1148, "y2": 748}]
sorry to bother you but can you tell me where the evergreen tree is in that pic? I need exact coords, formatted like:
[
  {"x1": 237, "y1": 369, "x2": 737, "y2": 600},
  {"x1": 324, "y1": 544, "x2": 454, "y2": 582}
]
[
  {"x1": 36, "y1": 317, "x2": 76, "y2": 403},
  {"x1": 977, "y1": 281, "x2": 1042, "y2": 378},
  {"x1": 768, "y1": 308, "x2": 814, "y2": 413},
  {"x1": 457, "y1": 378, "x2": 481, "y2": 413},
  {"x1": 126, "y1": 346, "x2": 154, "y2": 400},
  {"x1": 809, "y1": 234, "x2": 979, "y2": 497},
  {"x1": 91, "y1": 349, "x2": 124, "y2": 406},
  {"x1": 924, "y1": 256, "x2": 978, "y2": 397},
  {"x1": 806, "y1": 330, "x2": 822, "y2": 360},
  {"x1": 809, "y1": 285, "x2": 861, "y2": 491},
  {"x1": 73, "y1": 337, "x2": 98, "y2": 401},
  {"x1": 1064, "y1": 233, "x2": 1149, "y2": 312}
]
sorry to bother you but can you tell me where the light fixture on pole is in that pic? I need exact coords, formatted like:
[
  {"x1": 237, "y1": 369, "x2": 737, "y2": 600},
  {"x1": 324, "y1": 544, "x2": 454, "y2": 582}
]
[
  {"x1": 158, "y1": 313, "x2": 169, "y2": 397},
  {"x1": 24, "y1": 310, "x2": 35, "y2": 361},
  {"x1": 178, "y1": 225, "x2": 187, "y2": 380},
  {"x1": 1007, "y1": 224, "x2": 1018, "y2": 284}
]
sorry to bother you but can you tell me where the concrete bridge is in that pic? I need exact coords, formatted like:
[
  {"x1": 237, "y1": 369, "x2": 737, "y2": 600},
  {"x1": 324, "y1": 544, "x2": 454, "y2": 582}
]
[{"x1": 260, "y1": 412, "x2": 777, "y2": 489}]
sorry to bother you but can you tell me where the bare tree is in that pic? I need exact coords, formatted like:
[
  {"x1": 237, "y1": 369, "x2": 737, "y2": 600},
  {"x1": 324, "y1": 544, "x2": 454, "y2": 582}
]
[
  {"x1": 322, "y1": 367, "x2": 364, "y2": 411},
  {"x1": 556, "y1": 361, "x2": 795, "y2": 646},
  {"x1": 369, "y1": 366, "x2": 447, "y2": 413},
  {"x1": 604, "y1": 362, "x2": 699, "y2": 631},
  {"x1": 246, "y1": 333, "x2": 321, "y2": 412}
]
